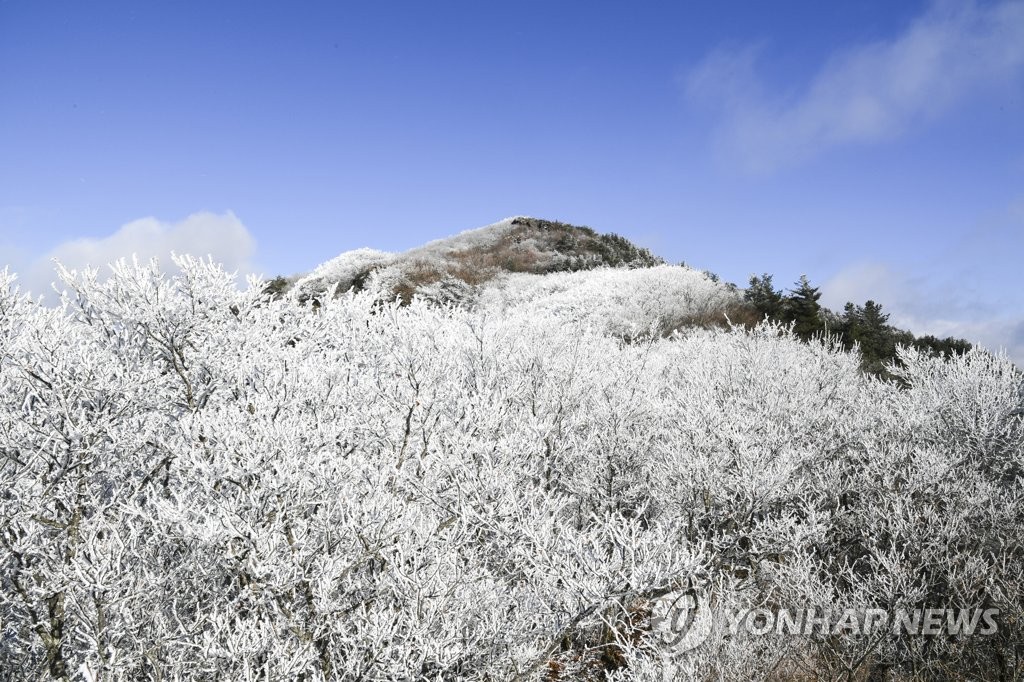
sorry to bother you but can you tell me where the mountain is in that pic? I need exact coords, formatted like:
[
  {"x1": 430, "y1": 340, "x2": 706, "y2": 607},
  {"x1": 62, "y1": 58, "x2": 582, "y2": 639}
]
[
  {"x1": 281, "y1": 216, "x2": 663, "y2": 306},
  {"x1": 2, "y1": 229, "x2": 1020, "y2": 681},
  {"x1": 274, "y1": 217, "x2": 755, "y2": 341},
  {"x1": 274, "y1": 217, "x2": 973, "y2": 374}
]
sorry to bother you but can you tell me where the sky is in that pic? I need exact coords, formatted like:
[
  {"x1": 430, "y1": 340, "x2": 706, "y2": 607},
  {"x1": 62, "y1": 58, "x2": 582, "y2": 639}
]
[{"x1": 2, "y1": 0, "x2": 1023, "y2": 361}]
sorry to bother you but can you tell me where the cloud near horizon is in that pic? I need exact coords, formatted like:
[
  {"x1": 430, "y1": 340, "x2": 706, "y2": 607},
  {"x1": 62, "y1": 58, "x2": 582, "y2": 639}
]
[
  {"x1": 17, "y1": 211, "x2": 257, "y2": 299},
  {"x1": 687, "y1": 0, "x2": 1024, "y2": 172},
  {"x1": 822, "y1": 261, "x2": 1024, "y2": 366}
]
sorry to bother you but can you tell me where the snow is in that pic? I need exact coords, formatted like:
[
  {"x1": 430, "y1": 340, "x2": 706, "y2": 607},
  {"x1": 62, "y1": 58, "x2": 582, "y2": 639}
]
[
  {"x1": 291, "y1": 247, "x2": 395, "y2": 300},
  {"x1": 0, "y1": 253, "x2": 1020, "y2": 680},
  {"x1": 481, "y1": 264, "x2": 738, "y2": 336}
]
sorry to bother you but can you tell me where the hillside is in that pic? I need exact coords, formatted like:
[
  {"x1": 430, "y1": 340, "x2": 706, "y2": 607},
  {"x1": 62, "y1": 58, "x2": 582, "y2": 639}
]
[
  {"x1": 1, "y1": 224, "x2": 1018, "y2": 681},
  {"x1": 276, "y1": 217, "x2": 975, "y2": 375},
  {"x1": 279, "y1": 217, "x2": 664, "y2": 307}
]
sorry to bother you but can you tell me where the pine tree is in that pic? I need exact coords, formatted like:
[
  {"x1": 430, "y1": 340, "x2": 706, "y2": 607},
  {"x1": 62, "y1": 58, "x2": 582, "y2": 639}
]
[
  {"x1": 914, "y1": 334, "x2": 973, "y2": 358},
  {"x1": 785, "y1": 275, "x2": 823, "y2": 339},
  {"x1": 851, "y1": 300, "x2": 893, "y2": 374},
  {"x1": 744, "y1": 273, "x2": 785, "y2": 319}
]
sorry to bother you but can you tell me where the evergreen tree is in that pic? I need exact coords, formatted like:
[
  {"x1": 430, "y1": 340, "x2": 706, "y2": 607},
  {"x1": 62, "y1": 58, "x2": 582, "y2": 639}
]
[
  {"x1": 745, "y1": 274, "x2": 973, "y2": 380},
  {"x1": 744, "y1": 273, "x2": 784, "y2": 319},
  {"x1": 843, "y1": 300, "x2": 894, "y2": 375},
  {"x1": 262, "y1": 275, "x2": 291, "y2": 300},
  {"x1": 785, "y1": 275, "x2": 823, "y2": 339},
  {"x1": 914, "y1": 334, "x2": 973, "y2": 358},
  {"x1": 840, "y1": 302, "x2": 860, "y2": 336}
]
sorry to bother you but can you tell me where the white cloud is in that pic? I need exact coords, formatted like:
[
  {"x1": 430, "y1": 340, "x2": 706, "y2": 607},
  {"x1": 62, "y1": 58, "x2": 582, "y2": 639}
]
[
  {"x1": 822, "y1": 261, "x2": 1024, "y2": 366},
  {"x1": 687, "y1": 0, "x2": 1024, "y2": 172},
  {"x1": 21, "y1": 211, "x2": 257, "y2": 299}
]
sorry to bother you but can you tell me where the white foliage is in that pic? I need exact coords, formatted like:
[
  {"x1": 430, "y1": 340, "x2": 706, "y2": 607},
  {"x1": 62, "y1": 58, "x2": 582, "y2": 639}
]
[
  {"x1": 0, "y1": 257, "x2": 1020, "y2": 681},
  {"x1": 480, "y1": 265, "x2": 739, "y2": 337},
  {"x1": 289, "y1": 218, "x2": 520, "y2": 304},
  {"x1": 402, "y1": 217, "x2": 520, "y2": 260},
  {"x1": 291, "y1": 247, "x2": 395, "y2": 301}
]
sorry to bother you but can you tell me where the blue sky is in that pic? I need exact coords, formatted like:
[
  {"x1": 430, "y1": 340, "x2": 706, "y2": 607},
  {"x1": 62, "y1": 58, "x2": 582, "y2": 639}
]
[{"x1": 2, "y1": 0, "x2": 1023, "y2": 360}]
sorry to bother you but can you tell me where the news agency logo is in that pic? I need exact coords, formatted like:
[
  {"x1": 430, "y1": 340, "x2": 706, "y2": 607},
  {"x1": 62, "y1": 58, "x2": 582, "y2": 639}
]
[
  {"x1": 649, "y1": 587, "x2": 713, "y2": 653},
  {"x1": 650, "y1": 590, "x2": 1000, "y2": 655}
]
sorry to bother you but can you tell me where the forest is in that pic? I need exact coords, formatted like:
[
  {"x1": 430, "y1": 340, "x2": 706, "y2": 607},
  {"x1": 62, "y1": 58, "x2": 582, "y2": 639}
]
[{"x1": 1, "y1": 251, "x2": 1022, "y2": 680}]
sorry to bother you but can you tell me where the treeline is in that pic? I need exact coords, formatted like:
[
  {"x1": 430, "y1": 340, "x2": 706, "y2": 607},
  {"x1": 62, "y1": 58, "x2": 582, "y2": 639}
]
[{"x1": 744, "y1": 273, "x2": 973, "y2": 379}]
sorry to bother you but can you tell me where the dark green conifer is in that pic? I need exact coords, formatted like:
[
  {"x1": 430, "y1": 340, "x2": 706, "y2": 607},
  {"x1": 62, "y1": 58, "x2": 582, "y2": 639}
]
[
  {"x1": 744, "y1": 273, "x2": 785, "y2": 319},
  {"x1": 785, "y1": 275, "x2": 823, "y2": 339}
]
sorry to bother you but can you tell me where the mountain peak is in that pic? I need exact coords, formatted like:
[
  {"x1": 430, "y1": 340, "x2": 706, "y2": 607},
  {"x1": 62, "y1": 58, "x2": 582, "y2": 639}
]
[{"x1": 289, "y1": 217, "x2": 664, "y2": 304}]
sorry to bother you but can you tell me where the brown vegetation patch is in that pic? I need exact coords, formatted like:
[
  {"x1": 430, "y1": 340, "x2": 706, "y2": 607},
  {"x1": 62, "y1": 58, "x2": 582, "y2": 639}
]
[{"x1": 656, "y1": 302, "x2": 762, "y2": 337}]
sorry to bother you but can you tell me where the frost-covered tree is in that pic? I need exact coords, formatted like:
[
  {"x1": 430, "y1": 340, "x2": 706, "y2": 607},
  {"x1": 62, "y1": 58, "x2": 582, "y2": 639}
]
[{"x1": 0, "y1": 258, "x2": 1021, "y2": 681}]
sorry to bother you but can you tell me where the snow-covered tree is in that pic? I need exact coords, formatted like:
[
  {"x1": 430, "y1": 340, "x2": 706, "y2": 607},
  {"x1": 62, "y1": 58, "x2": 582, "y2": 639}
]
[{"x1": 1, "y1": 258, "x2": 1020, "y2": 680}]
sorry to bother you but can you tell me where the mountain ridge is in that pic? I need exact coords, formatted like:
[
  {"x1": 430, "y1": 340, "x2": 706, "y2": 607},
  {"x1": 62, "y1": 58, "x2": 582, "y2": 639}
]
[
  {"x1": 265, "y1": 216, "x2": 976, "y2": 376},
  {"x1": 271, "y1": 216, "x2": 664, "y2": 306}
]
